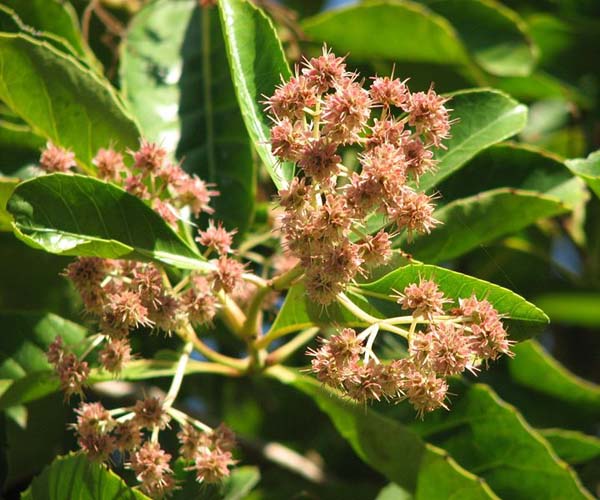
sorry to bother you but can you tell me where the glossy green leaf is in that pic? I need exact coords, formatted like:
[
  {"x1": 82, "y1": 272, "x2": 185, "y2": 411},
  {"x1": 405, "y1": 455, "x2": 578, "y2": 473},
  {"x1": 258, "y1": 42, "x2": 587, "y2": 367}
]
[
  {"x1": 509, "y1": 340, "x2": 600, "y2": 413},
  {"x1": 1, "y1": 0, "x2": 89, "y2": 60},
  {"x1": 412, "y1": 384, "x2": 593, "y2": 499},
  {"x1": 540, "y1": 429, "x2": 600, "y2": 465},
  {"x1": 0, "y1": 4, "x2": 87, "y2": 63},
  {"x1": 21, "y1": 453, "x2": 149, "y2": 500},
  {"x1": 424, "y1": 0, "x2": 537, "y2": 77},
  {"x1": 270, "y1": 263, "x2": 547, "y2": 342},
  {"x1": 428, "y1": 142, "x2": 588, "y2": 258},
  {"x1": 121, "y1": 0, "x2": 255, "y2": 235},
  {"x1": 359, "y1": 264, "x2": 548, "y2": 340},
  {"x1": 6, "y1": 174, "x2": 206, "y2": 269},
  {"x1": 268, "y1": 366, "x2": 497, "y2": 499},
  {"x1": 566, "y1": 151, "x2": 600, "y2": 199},
  {"x1": 438, "y1": 143, "x2": 583, "y2": 205},
  {"x1": 403, "y1": 188, "x2": 571, "y2": 263},
  {"x1": 302, "y1": 1, "x2": 470, "y2": 67},
  {"x1": 217, "y1": 0, "x2": 294, "y2": 189},
  {"x1": 0, "y1": 34, "x2": 139, "y2": 170},
  {"x1": 419, "y1": 89, "x2": 528, "y2": 191}
]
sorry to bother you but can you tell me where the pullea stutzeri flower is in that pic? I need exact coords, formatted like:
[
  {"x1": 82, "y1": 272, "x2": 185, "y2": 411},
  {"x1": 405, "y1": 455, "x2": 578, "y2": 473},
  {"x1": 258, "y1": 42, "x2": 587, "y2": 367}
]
[
  {"x1": 308, "y1": 279, "x2": 513, "y2": 417},
  {"x1": 264, "y1": 46, "x2": 453, "y2": 305}
]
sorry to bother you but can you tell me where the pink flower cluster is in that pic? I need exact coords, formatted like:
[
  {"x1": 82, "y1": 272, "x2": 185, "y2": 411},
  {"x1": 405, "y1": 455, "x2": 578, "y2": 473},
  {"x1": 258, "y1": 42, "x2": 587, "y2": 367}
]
[
  {"x1": 71, "y1": 398, "x2": 235, "y2": 497},
  {"x1": 38, "y1": 140, "x2": 217, "y2": 227},
  {"x1": 308, "y1": 279, "x2": 512, "y2": 417},
  {"x1": 265, "y1": 47, "x2": 452, "y2": 304}
]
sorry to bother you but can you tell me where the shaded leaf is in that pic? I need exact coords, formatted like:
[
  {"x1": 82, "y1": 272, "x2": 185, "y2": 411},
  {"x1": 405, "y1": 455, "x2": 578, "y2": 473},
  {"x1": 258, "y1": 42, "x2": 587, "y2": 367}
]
[
  {"x1": 509, "y1": 340, "x2": 600, "y2": 413},
  {"x1": 0, "y1": 233, "x2": 78, "y2": 318},
  {"x1": 0, "y1": 177, "x2": 19, "y2": 231},
  {"x1": 424, "y1": 0, "x2": 537, "y2": 76},
  {"x1": 0, "y1": 357, "x2": 235, "y2": 411},
  {"x1": 532, "y1": 293, "x2": 600, "y2": 328},
  {"x1": 121, "y1": 0, "x2": 255, "y2": 235},
  {"x1": 268, "y1": 366, "x2": 497, "y2": 498},
  {"x1": 6, "y1": 174, "x2": 206, "y2": 270},
  {"x1": 566, "y1": 150, "x2": 600, "y2": 199},
  {"x1": 0, "y1": 312, "x2": 86, "y2": 410},
  {"x1": 0, "y1": 120, "x2": 44, "y2": 176},
  {"x1": 540, "y1": 429, "x2": 600, "y2": 465},
  {"x1": 21, "y1": 453, "x2": 149, "y2": 500},
  {"x1": 412, "y1": 384, "x2": 592, "y2": 499},
  {"x1": 217, "y1": 0, "x2": 294, "y2": 189},
  {"x1": 173, "y1": 463, "x2": 260, "y2": 500},
  {"x1": 0, "y1": 34, "x2": 139, "y2": 170},
  {"x1": 403, "y1": 188, "x2": 571, "y2": 263}
]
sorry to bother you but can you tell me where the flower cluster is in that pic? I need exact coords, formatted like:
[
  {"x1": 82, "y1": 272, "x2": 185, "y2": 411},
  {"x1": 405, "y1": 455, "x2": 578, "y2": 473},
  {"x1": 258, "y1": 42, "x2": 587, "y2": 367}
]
[
  {"x1": 38, "y1": 140, "x2": 217, "y2": 227},
  {"x1": 178, "y1": 423, "x2": 236, "y2": 483},
  {"x1": 308, "y1": 279, "x2": 512, "y2": 417},
  {"x1": 265, "y1": 47, "x2": 452, "y2": 304},
  {"x1": 71, "y1": 398, "x2": 236, "y2": 497},
  {"x1": 58, "y1": 258, "x2": 221, "y2": 383}
]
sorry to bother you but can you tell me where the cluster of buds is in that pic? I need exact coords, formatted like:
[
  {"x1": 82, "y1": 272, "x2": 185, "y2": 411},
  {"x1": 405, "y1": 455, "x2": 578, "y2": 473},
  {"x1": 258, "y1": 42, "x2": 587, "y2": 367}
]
[
  {"x1": 71, "y1": 398, "x2": 235, "y2": 497},
  {"x1": 39, "y1": 140, "x2": 217, "y2": 227},
  {"x1": 265, "y1": 47, "x2": 452, "y2": 304},
  {"x1": 308, "y1": 279, "x2": 512, "y2": 417}
]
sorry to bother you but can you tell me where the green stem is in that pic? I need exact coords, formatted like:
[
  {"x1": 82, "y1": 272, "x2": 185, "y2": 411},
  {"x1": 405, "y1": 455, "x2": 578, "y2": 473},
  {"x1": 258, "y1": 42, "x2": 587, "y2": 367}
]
[
  {"x1": 337, "y1": 293, "x2": 409, "y2": 337},
  {"x1": 266, "y1": 327, "x2": 320, "y2": 366},
  {"x1": 163, "y1": 341, "x2": 193, "y2": 410}
]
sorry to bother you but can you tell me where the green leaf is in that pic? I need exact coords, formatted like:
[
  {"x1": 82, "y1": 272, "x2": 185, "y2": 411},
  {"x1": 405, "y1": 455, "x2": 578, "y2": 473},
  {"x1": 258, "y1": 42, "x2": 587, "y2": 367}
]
[
  {"x1": 0, "y1": 233, "x2": 78, "y2": 318},
  {"x1": 566, "y1": 151, "x2": 600, "y2": 199},
  {"x1": 0, "y1": 312, "x2": 86, "y2": 410},
  {"x1": 121, "y1": 0, "x2": 255, "y2": 235},
  {"x1": 412, "y1": 384, "x2": 593, "y2": 499},
  {"x1": 424, "y1": 0, "x2": 537, "y2": 77},
  {"x1": 0, "y1": 120, "x2": 44, "y2": 176},
  {"x1": 403, "y1": 188, "x2": 571, "y2": 263},
  {"x1": 217, "y1": 0, "x2": 294, "y2": 190},
  {"x1": 302, "y1": 1, "x2": 470, "y2": 67},
  {"x1": 509, "y1": 340, "x2": 600, "y2": 413},
  {"x1": 268, "y1": 366, "x2": 497, "y2": 499},
  {"x1": 0, "y1": 356, "x2": 232, "y2": 411},
  {"x1": 532, "y1": 293, "x2": 600, "y2": 327},
  {"x1": 21, "y1": 453, "x2": 149, "y2": 500},
  {"x1": 375, "y1": 483, "x2": 412, "y2": 500},
  {"x1": 359, "y1": 264, "x2": 548, "y2": 340},
  {"x1": 438, "y1": 143, "x2": 583, "y2": 205},
  {"x1": 0, "y1": 177, "x2": 19, "y2": 231},
  {"x1": 540, "y1": 429, "x2": 600, "y2": 465},
  {"x1": 0, "y1": 34, "x2": 139, "y2": 171},
  {"x1": 270, "y1": 263, "x2": 547, "y2": 342},
  {"x1": 6, "y1": 173, "x2": 206, "y2": 270},
  {"x1": 419, "y1": 89, "x2": 528, "y2": 192},
  {"x1": 1, "y1": 0, "x2": 90, "y2": 61}
]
